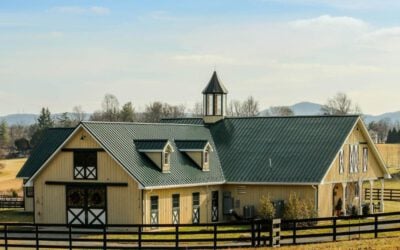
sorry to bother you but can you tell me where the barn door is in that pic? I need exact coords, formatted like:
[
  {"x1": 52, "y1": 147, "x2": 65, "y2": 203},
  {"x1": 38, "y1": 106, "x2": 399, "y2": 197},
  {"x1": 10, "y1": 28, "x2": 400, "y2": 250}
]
[
  {"x1": 150, "y1": 196, "x2": 159, "y2": 226},
  {"x1": 172, "y1": 194, "x2": 180, "y2": 224},
  {"x1": 192, "y1": 192, "x2": 200, "y2": 224},
  {"x1": 211, "y1": 191, "x2": 219, "y2": 222},
  {"x1": 67, "y1": 185, "x2": 106, "y2": 225}
]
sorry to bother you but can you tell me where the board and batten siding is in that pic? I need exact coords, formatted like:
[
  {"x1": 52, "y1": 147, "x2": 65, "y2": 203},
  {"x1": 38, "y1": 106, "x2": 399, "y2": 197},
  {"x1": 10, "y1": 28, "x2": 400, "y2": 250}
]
[
  {"x1": 323, "y1": 122, "x2": 385, "y2": 183},
  {"x1": 33, "y1": 127, "x2": 142, "y2": 224},
  {"x1": 143, "y1": 185, "x2": 222, "y2": 224},
  {"x1": 224, "y1": 184, "x2": 316, "y2": 217},
  {"x1": 24, "y1": 194, "x2": 34, "y2": 212}
]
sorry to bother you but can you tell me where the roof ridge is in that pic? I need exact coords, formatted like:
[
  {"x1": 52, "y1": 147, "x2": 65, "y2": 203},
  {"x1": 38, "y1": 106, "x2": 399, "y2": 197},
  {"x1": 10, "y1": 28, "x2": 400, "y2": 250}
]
[
  {"x1": 81, "y1": 121, "x2": 205, "y2": 127},
  {"x1": 224, "y1": 115, "x2": 360, "y2": 119}
]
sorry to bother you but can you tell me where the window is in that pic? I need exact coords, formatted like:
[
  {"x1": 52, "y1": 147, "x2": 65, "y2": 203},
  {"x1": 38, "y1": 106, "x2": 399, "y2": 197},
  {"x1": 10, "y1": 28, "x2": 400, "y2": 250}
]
[
  {"x1": 207, "y1": 94, "x2": 214, "y2": 115},
  {"x1": 26, "y1": 187, "x2": 34, "y2": 197},
  {"x1": 192, "y1": 192, "x2": 200, "y2": 224},
  {"x1": 349, "y1": 145, "x2": 359, "y2": 173},
  {"x1": 339, "y1": 149, "x2": 344, "y2": 174},
  {"x1": 363, "y1": 147, "x2": 368, "y2": 172},
  {"x1": 164, "y1": 152, "x2": 170, "y2": 165},
  {"x1": 172, "y1": 194, "x2": 180, "y2": 224},
  {"x1": 150, "y1": 196, "x2": 159, "y2": 225},
  {"x1": 204, "y1": 151, "x2": 209, "y2": 164},
  {"x1": 74, "y1": 151, "x2": 97, "y2": 180},
  {"x1": 215, "y1": 94, "x2": 222, "y2": 115}
]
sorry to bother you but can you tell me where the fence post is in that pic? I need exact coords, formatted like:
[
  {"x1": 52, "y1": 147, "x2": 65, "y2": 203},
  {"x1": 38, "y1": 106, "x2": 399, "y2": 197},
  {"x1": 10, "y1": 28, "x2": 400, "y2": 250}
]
[
  {"x1": 374, "y1": 215, "x2": 378, "y2": 238},
  {"x1": 333, "y1": 217, "x2": 337, "y2": 241},
  {"x1": 68, "y1": 225, "x2": 72, "y2": 250},
  {"x1": 293, "y1": 221, "x2": 297, "y2": 245},
  {"x1": 175, "y1": 225, "x2": 179, "y2": 249},
  {"x1": 4, "y1": 224, "x2": 8, "y2": 250},
  {"x1": 35, "y1": 224, "x2": 39, "y2": 250},
  {"x1": 138, "y1": 225, "x2": 142, "y2": 249},
  {"x1": 213, "y1": 224, "x2": 217, "y2": 249},
  {"x1": 103, "y1": 226, "x2": 107, "y2": 249},
  {"x1": 257, "y1": 220, "x2": 261, "y2": 246},
  {"x1": 251, "y1": 220, "x2": 256, "y2": 247},
  {"x1": 390, "y1": 189, "x2": 393, "y2": 201}
]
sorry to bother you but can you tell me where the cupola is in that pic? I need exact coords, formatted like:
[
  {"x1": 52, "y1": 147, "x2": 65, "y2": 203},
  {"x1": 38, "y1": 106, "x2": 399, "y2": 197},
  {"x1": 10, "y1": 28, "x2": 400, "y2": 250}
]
[{"x1": 202, "y1": 71, "x2": 228, "y2": 123}]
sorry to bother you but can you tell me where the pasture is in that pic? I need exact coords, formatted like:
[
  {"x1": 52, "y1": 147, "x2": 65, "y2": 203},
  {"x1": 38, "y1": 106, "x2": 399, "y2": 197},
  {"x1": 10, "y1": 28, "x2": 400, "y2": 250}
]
[{"x1": 0, "y1": 158, "x2": 25, "y2": 196}]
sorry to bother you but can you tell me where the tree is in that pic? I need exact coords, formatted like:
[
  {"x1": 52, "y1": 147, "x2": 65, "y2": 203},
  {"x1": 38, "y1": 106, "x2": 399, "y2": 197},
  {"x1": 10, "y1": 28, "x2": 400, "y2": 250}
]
[
  {"x1": 30, "y1": 107, "x2": 54, "y2": 146},
  {"x1": 0, "y1": 120, "x2": 9, "y2": 147},
  {"x1": 143, "y1": 102, "x2": 185, "y2": 122},
  {"x1": 119, "y1": 102, "x2": 136, "y2": 122},
  {"x1": 368, "y1": 118, "x2": 391, "y2": 143},
  {"x1": 259, "y1": 194, "x2": 275, "y2": 219},
  {"x1": 57, "y1": 112, "x2": 74, "y2": 127},
  {"x1": 321, "y1": 92, "x2": 362, "y2": 115},
  {"x1": 268, "y1": 106, "x2": 294, "y2": 116},
  {"x1": 101, "y1": 94, "x2": 120, "y2": 121},
  {"x1": 72, "y1": 105, "x2": 85, "y2": 123},
  {"x1": 191, "y1": 102, "x2": 203, "y2": 117},
  {"x1": 14, "y1": 138, "x2": 30, "y2": 153},
  {"x1": 241, "y1": 96, "x2": 259, "y2": 116}
]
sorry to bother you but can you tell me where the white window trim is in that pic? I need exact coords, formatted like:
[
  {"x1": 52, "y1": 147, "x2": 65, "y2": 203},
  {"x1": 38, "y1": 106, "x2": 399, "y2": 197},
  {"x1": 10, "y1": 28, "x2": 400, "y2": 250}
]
[{"x1": 339, "y1": 149, "x2": 344, "y2": 174}]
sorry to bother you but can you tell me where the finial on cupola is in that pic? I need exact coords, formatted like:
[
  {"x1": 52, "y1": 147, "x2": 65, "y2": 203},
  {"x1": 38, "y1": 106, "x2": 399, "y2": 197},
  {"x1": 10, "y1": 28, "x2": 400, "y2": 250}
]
[{"x1": 202, "y1": 71, "x2": 228, "y2": 124}]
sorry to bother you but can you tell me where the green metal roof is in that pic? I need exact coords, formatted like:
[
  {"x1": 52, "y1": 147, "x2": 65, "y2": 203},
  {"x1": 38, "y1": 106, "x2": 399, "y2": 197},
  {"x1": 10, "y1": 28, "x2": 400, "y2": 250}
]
[
  {"x1": 134, "y1": 139, "x2": 169, "y2": 151},
  {"x1": 175, "y1": 140, "x2": 209, "y2": 151},
  {"x1": 17, "y1": 128, "x2": 75, "y2": 178},
  {"x1": 202, "y1": 71, "x2": 228, "y2": 94},
  {"x1": 161, "y1": 118, "x2": 204, "y2": 125},
  {"x1": 209, "y1": 116, "x2": 359, "y2": 183},
  {"x1": 81, "y1": 122, "x2": 225, "y2": 187}
]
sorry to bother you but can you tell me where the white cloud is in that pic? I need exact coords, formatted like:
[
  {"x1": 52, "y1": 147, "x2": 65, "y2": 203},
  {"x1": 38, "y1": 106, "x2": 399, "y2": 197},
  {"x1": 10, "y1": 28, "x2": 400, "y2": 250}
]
[
  {"x1": 51, "y1": 6, "x2": 110, "y2": 15},
  {"x1": 290, "y1": 15, "x2": 367, "y2": 29}
]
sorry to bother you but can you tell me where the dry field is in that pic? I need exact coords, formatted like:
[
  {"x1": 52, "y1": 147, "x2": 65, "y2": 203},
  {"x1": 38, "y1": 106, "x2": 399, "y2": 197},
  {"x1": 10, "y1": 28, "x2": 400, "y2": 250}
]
[{"x1": 0, "y1": 158, "x2": 26, "y2": 195}]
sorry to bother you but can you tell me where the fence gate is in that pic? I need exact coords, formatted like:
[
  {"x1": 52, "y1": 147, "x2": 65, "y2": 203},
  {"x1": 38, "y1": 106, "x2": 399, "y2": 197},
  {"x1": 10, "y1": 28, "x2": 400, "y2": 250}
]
[
  {"x1": 192, "y1": 192, "x2": 200, "y2": 224},
  {"x1": 212, "y1": 191, "x2": 218, "y2": 222},
  {"x1": 66, "y1": 185, "x2": 106, "y2": 225}
]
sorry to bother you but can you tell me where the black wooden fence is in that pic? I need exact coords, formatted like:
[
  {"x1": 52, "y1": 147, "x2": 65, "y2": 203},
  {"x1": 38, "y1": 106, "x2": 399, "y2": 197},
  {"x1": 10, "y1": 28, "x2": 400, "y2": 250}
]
[
  {"x1": 365, "y1": 188, "x2": 400, "y2": 202},
  {"x1": 1, "y1": 212, "x2": 400, "y2": 249},
  {"x1": 0, "y1": 196, "x2": 24, "y2": 209}
]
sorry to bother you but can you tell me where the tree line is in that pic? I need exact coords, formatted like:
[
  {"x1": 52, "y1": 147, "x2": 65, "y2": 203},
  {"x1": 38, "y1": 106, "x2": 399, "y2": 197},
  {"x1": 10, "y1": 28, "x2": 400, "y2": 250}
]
[{"x1": 0, "y1": 91, "x2": 398, "y2": 159}]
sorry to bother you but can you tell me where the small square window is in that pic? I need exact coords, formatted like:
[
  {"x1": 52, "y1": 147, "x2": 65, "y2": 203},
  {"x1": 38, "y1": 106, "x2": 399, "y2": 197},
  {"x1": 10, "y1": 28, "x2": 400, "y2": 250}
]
[{"x1": 26, "y1": 187, "x2": 34, "y2": 197}]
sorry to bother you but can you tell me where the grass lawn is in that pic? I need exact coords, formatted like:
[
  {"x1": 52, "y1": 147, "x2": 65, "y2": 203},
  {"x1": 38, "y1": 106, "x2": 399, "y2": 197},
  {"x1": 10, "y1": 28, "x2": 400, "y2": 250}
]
[
  {"x1": 0, "y1": 158, "x2": 26, "y2": 195},
  {"x1": 0, "y1": 208, "x2": 33, "y2": 223}
]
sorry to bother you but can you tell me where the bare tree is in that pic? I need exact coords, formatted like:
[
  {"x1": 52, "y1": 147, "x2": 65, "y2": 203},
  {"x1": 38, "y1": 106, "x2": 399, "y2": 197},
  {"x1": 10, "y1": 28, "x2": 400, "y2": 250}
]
[
  {"x1": 268, "y1": 106, "x2": 294, "y2": 116},
  {"x1": 72, "y1": 106, "x2": 85, "y2": 122},
  {"x1": 368, "y1": 118, "x2": 392, "y2": 143},
  {"x1": 241, "y1": 96, "x2": 259, "y2": 117},
  {"x1": 97, "y1": 94, "x2": 120, "y2": 121},
  {"x1": 191, "y1": 102, "x2": 203, "y2": 117},
  {"x1": 321, "y1": 92, "x2": 362, "y2": 115},
  {"x1": 143, "y1": 102, "x2": 186, "y2": 122}
]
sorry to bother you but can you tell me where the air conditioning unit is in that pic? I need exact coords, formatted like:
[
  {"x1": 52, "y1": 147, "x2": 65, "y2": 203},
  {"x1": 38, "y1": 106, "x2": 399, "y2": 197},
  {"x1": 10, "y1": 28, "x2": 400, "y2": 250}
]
[{"x1": 243, "y1": 205, "x2": 255, "y2": 219}]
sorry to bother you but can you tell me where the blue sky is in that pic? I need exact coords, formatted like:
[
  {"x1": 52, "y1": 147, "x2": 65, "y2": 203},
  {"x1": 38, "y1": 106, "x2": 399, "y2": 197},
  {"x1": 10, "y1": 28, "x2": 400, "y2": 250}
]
[{"x1": 1, "y1": 0, "x2": 400, "y2": 115}]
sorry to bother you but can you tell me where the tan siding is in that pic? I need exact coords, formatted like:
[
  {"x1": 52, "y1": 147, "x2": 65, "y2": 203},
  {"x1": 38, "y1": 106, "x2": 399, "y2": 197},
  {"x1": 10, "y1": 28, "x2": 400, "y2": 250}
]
[
  {"x1": 223, "y1": 185, "x2": 316, "y2": 217},
  {"x1": 376, "y1": 144, "x2": 400, "y2": 170},
  {"x1": 318, "y1": 184, "x2": 333, "y2": 217},
  {"x1": 33, "y1": 128, "x2": 142, "y2": 224},
  {"x1": 143, "y1": 186, "x2": 222, "y2": 224},
  {"x1": 186, "y1": 152, "x2": 203, "y2": 169},
  {"x1": 24, "y1": 196, "x2": 34, "y2": 212},
  {"x1": 324, "y1": 123, "x2": 385, "y2": 183},
  {"x1": 146, "y1": 152, "x2": 162, "y2": 170}
]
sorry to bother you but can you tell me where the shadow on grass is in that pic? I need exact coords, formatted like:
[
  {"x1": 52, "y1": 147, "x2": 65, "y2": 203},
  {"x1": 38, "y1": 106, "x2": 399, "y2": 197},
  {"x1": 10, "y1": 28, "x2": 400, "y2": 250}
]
[{"x1": 0, "y1": 208, "x2": 33, "y2": 223}]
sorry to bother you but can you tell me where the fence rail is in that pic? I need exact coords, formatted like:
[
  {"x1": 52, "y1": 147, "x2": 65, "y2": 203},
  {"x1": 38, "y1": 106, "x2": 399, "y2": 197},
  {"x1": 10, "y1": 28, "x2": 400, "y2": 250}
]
[
  {"x1": 1, "y1": 212, "x2": 400, "y2": 249},
  {"x1": 365, "y1": 188, "x2": 400, "y2": 202},
  {"x1": 0, "y1": 196, "x2": 24, "y2": 209}
]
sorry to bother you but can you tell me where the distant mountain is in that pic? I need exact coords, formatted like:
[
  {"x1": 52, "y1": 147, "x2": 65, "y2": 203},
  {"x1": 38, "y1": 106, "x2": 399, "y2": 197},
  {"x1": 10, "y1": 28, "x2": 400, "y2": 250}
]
[
  {"x1": 260, "y1": 102, "x2": 400, "y2": 124},
  {"x1": 0, "y1": 113, "x2": 90, "y2": 126}
]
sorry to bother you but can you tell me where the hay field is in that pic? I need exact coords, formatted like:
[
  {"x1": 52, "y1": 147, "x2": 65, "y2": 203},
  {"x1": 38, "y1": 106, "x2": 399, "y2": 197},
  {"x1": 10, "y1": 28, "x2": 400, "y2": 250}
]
[{"x1": 0, "y1": 158, "x2": 26, "y2": 195}]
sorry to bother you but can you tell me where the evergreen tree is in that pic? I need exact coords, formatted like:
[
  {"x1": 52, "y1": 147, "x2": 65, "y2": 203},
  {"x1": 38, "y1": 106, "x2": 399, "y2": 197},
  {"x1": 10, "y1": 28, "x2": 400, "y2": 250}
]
[
  {"x1": 387, "y1": 128, "x2": 394, "y2": 143},
  {"x1": 119, "y1": 102, "x2": 136, "y2": 122},
  {"x1": 0, "y1": 120, "x2": 9, "y2": 147},
  {"x1": 30, "y1": 107, "x2": 54, "y2": 146}
]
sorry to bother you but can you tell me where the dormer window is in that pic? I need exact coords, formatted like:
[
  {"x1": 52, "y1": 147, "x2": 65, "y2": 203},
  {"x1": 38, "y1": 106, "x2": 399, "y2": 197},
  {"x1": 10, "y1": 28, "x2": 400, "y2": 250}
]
[
  {"x1": 175, "y1": 140, "x2": 213, "y2": 171},
  {"x1": 134, "y1": 139, "x2": 174, "y2": 173}
]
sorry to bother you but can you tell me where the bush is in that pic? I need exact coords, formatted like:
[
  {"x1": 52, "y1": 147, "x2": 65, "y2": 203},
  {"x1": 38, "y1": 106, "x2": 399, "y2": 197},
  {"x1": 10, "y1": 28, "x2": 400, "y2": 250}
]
[
  {"x1": 11, "y1": 189, "x2": 18, "y2": 197},
  {"x1": 259, "y1": 194, "x2": 275, "y2": 219},
  {"x1": 283, "y1": 192, "x2": 316, "y2": 220}
]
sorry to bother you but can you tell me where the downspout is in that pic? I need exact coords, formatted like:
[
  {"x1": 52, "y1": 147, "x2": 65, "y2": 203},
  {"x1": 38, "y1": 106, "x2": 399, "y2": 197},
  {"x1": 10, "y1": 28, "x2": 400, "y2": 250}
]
[{"x1": 312, "y1": 185, "x2": 318, "y2": 216}]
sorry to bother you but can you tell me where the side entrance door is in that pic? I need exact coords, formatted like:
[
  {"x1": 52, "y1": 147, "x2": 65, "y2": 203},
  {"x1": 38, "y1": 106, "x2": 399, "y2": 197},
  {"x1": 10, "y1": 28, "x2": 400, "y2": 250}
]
[{"x1": 67, "y1": 185, "x2": 107, "y2": 225}]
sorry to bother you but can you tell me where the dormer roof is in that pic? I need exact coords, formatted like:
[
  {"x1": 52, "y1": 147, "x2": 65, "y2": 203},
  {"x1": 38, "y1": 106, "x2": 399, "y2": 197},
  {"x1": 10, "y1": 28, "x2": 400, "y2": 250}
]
[
  {"x1": 134, "y1": 139, "x2": 172, "y2": 152},
  {"x1": 175, "y1": 140, "x2": 212, "y2": 151},
  {"x1": 202, "y1": 71, "x2": 228, "y2": 94}
]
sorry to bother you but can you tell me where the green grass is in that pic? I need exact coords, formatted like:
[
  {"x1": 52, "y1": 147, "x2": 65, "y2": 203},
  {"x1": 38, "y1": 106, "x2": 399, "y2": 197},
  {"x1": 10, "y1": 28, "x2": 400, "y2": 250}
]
[{"x1": 0, "y1": 208, "x2": 33, "y2": 223}]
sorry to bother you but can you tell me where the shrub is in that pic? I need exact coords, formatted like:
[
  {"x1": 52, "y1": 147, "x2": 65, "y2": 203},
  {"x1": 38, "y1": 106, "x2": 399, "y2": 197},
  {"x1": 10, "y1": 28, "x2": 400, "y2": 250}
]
[
  {"x1": 259, "y1": 194, "x2": 275, "y2": 219},
  {"x1": 11, "y1": 189, "x2": 18, "y2": 197},
  {"x1": 283, "y1": 192, "x2": 316, "y2": 220}
]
